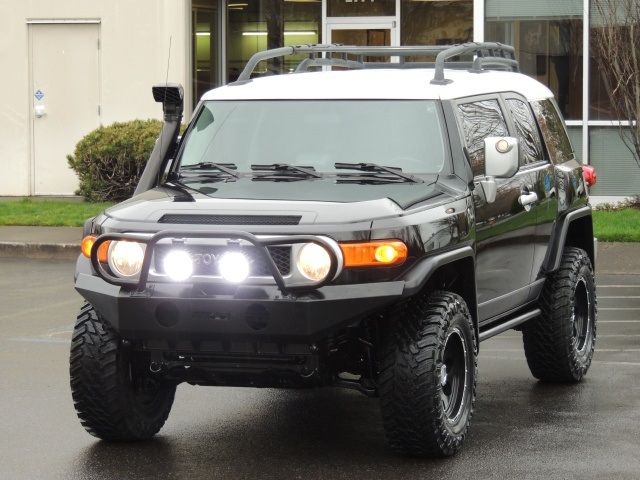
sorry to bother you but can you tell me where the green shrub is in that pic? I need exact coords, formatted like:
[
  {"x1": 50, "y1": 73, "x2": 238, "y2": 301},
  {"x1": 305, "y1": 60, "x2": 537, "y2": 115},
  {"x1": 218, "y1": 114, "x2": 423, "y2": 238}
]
[
  {"x1": 594, "y1": 194, "x2": 640, "y2": 212},
  {"x1": 67, "y1": 119, "x2": 162, "y2": 202}
]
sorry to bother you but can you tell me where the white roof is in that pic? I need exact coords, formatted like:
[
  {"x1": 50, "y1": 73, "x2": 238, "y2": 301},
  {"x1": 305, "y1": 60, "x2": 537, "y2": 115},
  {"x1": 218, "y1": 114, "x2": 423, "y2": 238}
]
[{"x1": 202, "y1": 68, "x2": 554, "y2": 102}]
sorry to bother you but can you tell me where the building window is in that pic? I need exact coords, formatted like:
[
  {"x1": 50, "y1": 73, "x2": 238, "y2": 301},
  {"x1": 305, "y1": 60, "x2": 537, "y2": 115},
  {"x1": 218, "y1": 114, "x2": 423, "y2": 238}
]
[
  {"x1": 401, "y1": 0, "x2": 473, "y2": 46},
  {"x1": 485, "y1": 0, "x2": 584, "y2": 120},
  {"x1": 588, "y1": 127, "x2": 640, "y2": 195},
  {"x1": 589, "y1": 0, "x2": 638, "y2": 121},
  {"x1": 227, "y1": 0, "x2": 321, "y2": 83},
  {"x1": 193, "y1": 0, "x2": 221, "y2": 107},
  {"x1": 328, "y1": 0, "x2": 395, "y2": 17}
]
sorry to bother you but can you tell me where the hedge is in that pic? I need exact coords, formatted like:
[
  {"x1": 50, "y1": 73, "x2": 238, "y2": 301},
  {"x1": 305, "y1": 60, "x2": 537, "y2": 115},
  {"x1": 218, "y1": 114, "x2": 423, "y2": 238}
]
[{"x1": 67, "y1": 119, "x2": 162, "y2": 202}]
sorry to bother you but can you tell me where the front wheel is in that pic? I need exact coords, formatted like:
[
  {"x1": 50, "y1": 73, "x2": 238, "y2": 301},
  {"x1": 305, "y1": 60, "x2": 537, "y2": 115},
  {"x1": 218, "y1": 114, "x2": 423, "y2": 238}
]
[
  {"x1": 69, "y1": 302, "x2": 176, "y2": 440},
  {"x1": 523, "y1": 247, "x2": 597, "y2": 382},
  {"x1": 379, "y1": 291, "x2": 477, "y2": 457}
]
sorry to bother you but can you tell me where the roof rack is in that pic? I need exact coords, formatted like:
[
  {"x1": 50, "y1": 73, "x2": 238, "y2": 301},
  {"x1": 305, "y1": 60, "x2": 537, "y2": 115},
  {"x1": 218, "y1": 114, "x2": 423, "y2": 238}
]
[{"x1": 232, "y1": 43, "x2": 518, "y2": 85}]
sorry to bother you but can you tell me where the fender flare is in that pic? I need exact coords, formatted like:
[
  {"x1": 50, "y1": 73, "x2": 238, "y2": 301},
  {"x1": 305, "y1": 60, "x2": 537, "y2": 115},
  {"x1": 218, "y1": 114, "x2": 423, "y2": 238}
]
[
  {"x1": 399, "y1": 246, "x2": 478, "y2": 343},
  {"x1": 400, "y1": 246, "x2": 475, "y2": 297},
  {"x1": 542, "y1": 206, "x2": 594, "y2": 274}
]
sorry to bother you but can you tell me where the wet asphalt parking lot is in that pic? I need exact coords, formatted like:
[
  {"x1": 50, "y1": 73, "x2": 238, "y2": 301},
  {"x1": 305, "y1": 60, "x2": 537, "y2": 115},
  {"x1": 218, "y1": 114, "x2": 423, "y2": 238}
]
[{"x1": 1, "y1": 257, "x2": 638, "y2": 479}]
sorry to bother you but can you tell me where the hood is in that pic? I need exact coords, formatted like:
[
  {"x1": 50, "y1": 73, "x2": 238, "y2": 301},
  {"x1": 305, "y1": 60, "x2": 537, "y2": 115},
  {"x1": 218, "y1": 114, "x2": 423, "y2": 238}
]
[{"x1": 104, "y1": 177, "x2": 451, "y2": 228}]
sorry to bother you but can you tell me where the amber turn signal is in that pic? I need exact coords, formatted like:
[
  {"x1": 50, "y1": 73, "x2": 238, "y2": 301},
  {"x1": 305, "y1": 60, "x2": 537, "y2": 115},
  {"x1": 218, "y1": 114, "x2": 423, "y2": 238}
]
[
  {"x1": 81, "y1": 235, "x2": 109, "y2": 263},
  {"x1": 340, "y1": 240, "x2": 407, "y2": 267}
]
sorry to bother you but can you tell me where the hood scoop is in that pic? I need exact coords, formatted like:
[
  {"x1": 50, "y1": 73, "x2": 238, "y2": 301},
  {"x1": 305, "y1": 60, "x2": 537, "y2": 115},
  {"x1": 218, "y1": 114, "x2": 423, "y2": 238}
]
[{"x1": 158, "y1": 214, "x2": 302, "y2": 226}]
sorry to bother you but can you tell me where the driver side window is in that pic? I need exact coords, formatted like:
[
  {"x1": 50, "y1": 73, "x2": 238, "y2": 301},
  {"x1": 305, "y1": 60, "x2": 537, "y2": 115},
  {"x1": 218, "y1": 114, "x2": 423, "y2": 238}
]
[{"x1": 457, "y1": 99, "x2": 509, "y2": 177}]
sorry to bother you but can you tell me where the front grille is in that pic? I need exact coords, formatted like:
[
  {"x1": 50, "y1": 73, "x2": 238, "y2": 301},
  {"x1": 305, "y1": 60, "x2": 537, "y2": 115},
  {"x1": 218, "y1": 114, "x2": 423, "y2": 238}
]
[
  {"x1": 158, "y1": 214, "x2": 301, "y2": 226},
  {"x1": 153, "y1": 245, "x2": 291, "y2": 277}
]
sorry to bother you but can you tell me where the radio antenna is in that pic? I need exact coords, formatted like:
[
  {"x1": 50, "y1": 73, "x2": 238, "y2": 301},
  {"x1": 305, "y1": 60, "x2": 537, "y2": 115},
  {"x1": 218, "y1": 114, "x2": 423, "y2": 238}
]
[
  {"x1": 157, "y1": 36, "x2": 172, "y2": 183},
  {"x1": 165, "y1": 36, "x2": 172, "y2": 91}
]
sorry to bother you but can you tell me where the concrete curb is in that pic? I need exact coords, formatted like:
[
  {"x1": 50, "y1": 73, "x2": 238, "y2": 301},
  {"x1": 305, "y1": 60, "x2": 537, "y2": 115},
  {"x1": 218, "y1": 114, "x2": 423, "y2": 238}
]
[{"x1": 0, "y1": 242, "x2": 80, "y2": 260}]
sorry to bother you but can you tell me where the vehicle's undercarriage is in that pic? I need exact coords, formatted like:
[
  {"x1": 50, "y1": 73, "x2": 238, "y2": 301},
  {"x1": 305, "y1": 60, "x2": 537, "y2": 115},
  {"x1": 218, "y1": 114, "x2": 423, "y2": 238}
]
[{"x1": 141, "y1": 319, "x2": 381, "y2": 397}]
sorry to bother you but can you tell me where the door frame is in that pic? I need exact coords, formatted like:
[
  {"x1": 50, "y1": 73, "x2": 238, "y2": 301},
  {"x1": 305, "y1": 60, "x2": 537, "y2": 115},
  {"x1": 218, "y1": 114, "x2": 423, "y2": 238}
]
[
  {"x1": 323, "y1": 0, "x2": 401, "y2": 45},
  {"x1": 324, "y1": 18, "x2": 399, "y2": 47},
  {"x1": 325, "y1": 19, "x2": 399, "y2": 47}
]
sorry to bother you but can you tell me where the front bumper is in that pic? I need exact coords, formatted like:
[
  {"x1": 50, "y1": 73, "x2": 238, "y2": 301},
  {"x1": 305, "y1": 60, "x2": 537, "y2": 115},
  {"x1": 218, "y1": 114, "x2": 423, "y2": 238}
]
[{"x1": 75, "y1": 272, "x2": 404, "y2": 343}]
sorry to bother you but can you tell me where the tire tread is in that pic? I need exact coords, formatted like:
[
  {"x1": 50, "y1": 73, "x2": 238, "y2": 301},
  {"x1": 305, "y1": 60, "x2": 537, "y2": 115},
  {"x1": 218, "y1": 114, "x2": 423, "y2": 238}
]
[
  {"x1": 69, "y1": 302, "x2": 175, "y2": 441},
  {"x1": 379, "y1": 291, "x2": 477, "y2": 457},
  {"x1": 523, "y1": 247, "x2": 597, "y2": 382}
]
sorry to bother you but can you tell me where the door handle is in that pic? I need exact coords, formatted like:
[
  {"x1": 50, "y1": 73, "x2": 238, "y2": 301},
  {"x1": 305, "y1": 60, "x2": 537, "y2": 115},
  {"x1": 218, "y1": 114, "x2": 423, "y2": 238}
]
[
  {"x1": 35, "y1": 105, "x2": 46, "y2": 118},
  {"x1": 519, "y1": 191, "x2": 538, "y2": 207}
]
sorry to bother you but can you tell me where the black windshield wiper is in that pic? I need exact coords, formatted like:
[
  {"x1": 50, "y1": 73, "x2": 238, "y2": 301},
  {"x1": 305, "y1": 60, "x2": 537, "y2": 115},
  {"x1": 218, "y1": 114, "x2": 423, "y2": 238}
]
[
  {"x1": 251, "y1": 163, "x2": 323, "y2": 179},
  {"x1": 335, "y1": 175, "x2": 409, "y2": 185},
  {"x1": 180, "y1": 162, "x2": 240, "y2": 178},
  {"x1": 334, "y1": 162, "x2": 423, "y2": 184}
]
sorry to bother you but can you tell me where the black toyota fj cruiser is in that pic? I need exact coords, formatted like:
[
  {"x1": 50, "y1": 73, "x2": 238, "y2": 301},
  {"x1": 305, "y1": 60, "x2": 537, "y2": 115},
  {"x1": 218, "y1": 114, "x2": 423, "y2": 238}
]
[{"x1": 70, "y1": 43, "x2": 598, "y2": 457}]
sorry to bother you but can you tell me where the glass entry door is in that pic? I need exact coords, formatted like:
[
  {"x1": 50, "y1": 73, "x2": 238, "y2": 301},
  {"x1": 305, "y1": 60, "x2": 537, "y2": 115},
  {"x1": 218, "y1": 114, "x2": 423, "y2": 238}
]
[{"x1": 327, "y1": 22, "x2": 399, "y2": 49}]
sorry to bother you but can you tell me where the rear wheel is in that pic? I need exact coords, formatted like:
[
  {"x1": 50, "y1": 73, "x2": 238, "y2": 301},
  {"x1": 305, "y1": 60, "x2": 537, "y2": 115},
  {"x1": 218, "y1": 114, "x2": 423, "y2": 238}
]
[
  {"x1": 379, "y1": 291, "x2": 477, "y2": 457},
  {"x1": 523, "y1": 247, "x2": 597, "y2": 382},
  {"x1": 69, "y1": 302, "x2": 176, "y2": 440}
]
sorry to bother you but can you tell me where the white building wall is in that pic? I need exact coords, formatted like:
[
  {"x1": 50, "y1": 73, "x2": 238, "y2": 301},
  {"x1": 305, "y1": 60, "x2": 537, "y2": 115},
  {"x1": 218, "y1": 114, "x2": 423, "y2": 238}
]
[{"x1": 0, "y1": 0, "x2": 189, "y2": 196}]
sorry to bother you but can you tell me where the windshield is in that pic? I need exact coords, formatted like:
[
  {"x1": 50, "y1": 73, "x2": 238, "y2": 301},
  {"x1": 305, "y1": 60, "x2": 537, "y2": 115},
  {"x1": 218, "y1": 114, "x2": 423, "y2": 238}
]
[{"x1": 177, "y1": 100, "x2": 447, "y2": 175}]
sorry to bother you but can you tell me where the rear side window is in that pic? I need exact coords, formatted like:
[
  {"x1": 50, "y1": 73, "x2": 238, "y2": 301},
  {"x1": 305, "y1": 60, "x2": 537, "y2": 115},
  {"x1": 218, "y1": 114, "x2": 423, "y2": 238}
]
[
  {"x1": 457, "y1": 99, "x2": 509, "y2": 177},
  {"x1": 506, "y1": 99, "x2": 544, "y2": 166},
  {"x1": 531, "y1": 99, "x2": 575, "y2": 165}
]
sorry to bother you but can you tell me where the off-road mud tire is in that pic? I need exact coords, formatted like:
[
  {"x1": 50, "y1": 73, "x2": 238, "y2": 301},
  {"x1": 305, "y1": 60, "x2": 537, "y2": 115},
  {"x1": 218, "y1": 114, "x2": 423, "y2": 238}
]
[
  {"x1": 523, "y1": 247, "x2": 597, "y2": 382},
  {"x1": 69, "y1": 302, "x2": 176, "y2": 440},
  {"x1": 379, "y1": 291, "x2": 477, "y2": 457}
]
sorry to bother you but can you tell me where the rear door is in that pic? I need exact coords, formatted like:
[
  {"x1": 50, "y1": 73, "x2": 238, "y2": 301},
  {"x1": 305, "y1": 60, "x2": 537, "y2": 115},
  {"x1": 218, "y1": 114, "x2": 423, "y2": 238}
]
[{"x1": 502, "y1": 95, "x2": 556, "y2": 286}]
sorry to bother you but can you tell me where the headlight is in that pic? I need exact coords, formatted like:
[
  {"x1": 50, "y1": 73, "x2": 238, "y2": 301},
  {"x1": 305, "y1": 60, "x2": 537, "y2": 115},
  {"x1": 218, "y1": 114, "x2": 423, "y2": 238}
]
[
  {"x1": 108, "y1": 241, "x2": 146, "y2": 277},
  {"x1": 218, "y1": 252, "x2": 250, "y2": 283},
  {"x1": 297, "y1": 243, "x2": 331, "y2": 282},
  {"x1": 163, "y1": 250, "x2": 193, "y2": 281}
]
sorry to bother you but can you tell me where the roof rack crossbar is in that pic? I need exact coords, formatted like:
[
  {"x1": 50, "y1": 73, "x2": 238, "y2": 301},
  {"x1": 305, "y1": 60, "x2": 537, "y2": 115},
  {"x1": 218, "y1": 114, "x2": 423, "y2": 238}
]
[
  {"x1": 295, "y1": 57, "x2": 366, "y2": 71},
  {"x1": 470, "y1": 56, "x2": 519, "y2": 73},
  {"x1": 361, "y1": 61, "x2": 473, "y2": 70},
  {"x1": 232, "y1": 43, "x2": 519, "y2": 85},
  {"x1": 431, "y1": 42, "x2": 517, "y2": 84}
]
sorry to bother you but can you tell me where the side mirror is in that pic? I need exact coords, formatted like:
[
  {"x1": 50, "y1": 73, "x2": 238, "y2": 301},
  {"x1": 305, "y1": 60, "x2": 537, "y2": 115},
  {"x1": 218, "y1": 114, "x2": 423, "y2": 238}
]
[
  {"x1": 480, "y1": 137, "x2": 519, "y2": 203},
  {"x1": 485, "y1": 137, "x2": 519, "y2": 178}
]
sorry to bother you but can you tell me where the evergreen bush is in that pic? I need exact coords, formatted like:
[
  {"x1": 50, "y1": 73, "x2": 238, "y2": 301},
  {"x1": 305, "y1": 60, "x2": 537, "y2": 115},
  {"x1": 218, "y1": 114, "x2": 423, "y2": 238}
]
[{"x1": 67, "y1": 119, "x2": 162, "y2": 202}]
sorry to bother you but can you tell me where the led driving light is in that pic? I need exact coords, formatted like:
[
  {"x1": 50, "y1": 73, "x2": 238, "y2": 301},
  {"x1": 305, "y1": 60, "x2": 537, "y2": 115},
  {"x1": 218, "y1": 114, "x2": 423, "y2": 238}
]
[
  {"x1": 218, "y1": 252, "x2": 250, "y2": 283},
  {"x1": 163, "y1": 250, "x2": 194, "y2": 281},
  {"x1": 297, "y1": 243, "x2": 331, "y2": 282},
  {"x1": 108, "y1": 241, "x2": 145, "y2": 277}
]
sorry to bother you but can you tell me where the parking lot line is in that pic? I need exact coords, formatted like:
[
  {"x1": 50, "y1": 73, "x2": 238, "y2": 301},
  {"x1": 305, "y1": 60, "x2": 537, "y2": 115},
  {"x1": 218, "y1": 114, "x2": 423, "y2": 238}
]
[{"x1": 599, "y1": 307, "x2": 640, "y2": 310}]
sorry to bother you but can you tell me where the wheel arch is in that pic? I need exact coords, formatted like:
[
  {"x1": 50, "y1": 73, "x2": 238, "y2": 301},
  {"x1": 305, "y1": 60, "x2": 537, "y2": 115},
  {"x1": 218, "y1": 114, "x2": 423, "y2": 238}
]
[
  {"x1": 544, "y1": 206, "x2": 595, "y2": 274},
  {"x1": 400, "y1": 246, "x2": 478, "y2": 343}
]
